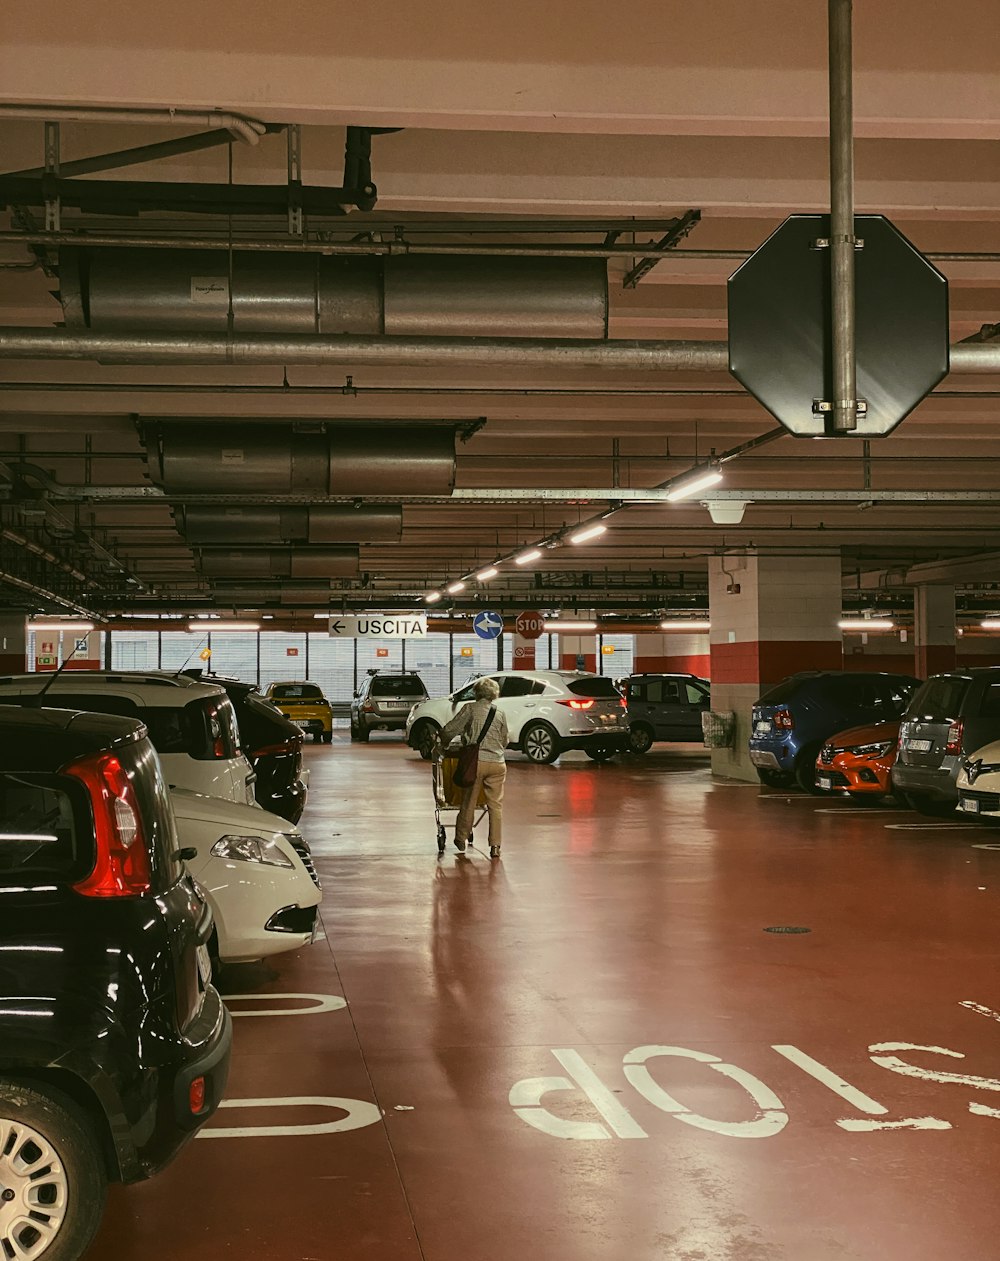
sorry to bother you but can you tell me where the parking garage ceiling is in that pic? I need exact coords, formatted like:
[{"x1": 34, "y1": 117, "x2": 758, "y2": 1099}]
[{"x1": 0, "y1": 0, "x2": 998, "y2": 622}]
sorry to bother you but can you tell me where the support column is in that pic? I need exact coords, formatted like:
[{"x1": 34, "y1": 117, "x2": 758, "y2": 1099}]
[
  {"x1": 512, "y1": 633, "x2": 536, "y2": 671},
  {"x1": 634, "y1": 632, "x2": 711, "y2": 678},
  {"x1": 0, "y1": 614, "x2": 27, "y2": 673},
  {"x1": 914, "y1": 585, "x2": 956, "y2": 678},
  {"x1": 559, "y1": 634, "x2": 597, "y2": 673},
  {"x1": 709, "y1": 554, "x2": 843, "y2": 781}
]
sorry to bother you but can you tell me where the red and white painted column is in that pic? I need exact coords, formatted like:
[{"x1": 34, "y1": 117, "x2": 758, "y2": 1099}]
[
  {"x1": 914, "y1": 585, "x2": 956, "y2": 679},
  {"x1": 708, "y1": 554, "x2": 843, "y2": 781},
  {"x1": 0, "y1": 614, "x2": 26, "y2": 673},
  {"x1": 634, "y1": 631, "x2": 711, "y2": 678}
]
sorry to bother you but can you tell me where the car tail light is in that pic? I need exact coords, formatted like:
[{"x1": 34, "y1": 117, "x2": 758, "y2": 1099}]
[
  {"x1": 363, "y1": 701, "x2": 375, "y2": 712},
  {"x1": 619, "y1": 697, "x2": 627, "y2": 709},
  {"x1": 64, "y1": 753, "x2": 152, "y2": 897},
  {"x1": 189, "y1": 1076, "x2": 207, "y2": 1115},
  {"x1": 946, "y1": 720, "x2": 964, "y2": 754},
  {"x1": 252, "y1": 740, "x2": 299, "y2": 758},
  {"x1": 773, "y1": 708, "x2": 794, "y2": 730},
  {"x1": 558, "y1": 699, "x2": 595, "y2": 710}
]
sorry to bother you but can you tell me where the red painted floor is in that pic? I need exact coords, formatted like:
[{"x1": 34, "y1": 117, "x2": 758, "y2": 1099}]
[{"x1": 91, "y1": 733, "x2": 1000, "y2": 1260}]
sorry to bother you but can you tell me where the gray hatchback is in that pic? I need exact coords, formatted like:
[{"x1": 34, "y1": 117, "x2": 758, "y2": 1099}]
[
  {"x1": 893, "y1": 668, "x2": 1000, "y2": 815},
  {"x1": 621, "y1": 672, "x2": 711, "y2": 753}
]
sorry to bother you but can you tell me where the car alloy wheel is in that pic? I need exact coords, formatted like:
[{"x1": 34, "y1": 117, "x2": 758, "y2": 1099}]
[
  {"x1": 628, "y1": 724, "x2": 654, "y2": 754},
  {"x1": 0, "y1": 1117, "x2": 69, "y2": 1259},
  {"x1": 522, "y1": 722, "x2": 558, "y2": 764}
]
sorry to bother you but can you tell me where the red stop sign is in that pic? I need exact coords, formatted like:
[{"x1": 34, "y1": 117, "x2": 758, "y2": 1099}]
[{"x1": 514, "y1": 610, "x2": 545, "y2": 641}]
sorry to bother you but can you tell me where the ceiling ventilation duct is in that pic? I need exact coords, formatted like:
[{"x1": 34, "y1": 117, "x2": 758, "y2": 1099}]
[
  {"x1": 198, "y1": 547, "x2": 359, "y2": 578},
  {"x1": 147, "y1": 423, "x2": 455, "y2": 496},
  {"x1": 179, "y1": 504, "x2": 402, "y2": 545},
  {"x1": 59, "y1": 250, "x2": 609, "y2": 339},
  {"x1": 211, "y1": 580, "x2": 343, "y2": 605}
]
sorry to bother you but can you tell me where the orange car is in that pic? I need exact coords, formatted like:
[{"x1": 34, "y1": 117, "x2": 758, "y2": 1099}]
[{"x1": 814, "y1": 720, "x2": 901, "y2": 799}]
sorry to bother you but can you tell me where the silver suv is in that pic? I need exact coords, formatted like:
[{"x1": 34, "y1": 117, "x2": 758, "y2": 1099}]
[{"x1": 351, "y1": 670, "x2": 429, "y2": 742}]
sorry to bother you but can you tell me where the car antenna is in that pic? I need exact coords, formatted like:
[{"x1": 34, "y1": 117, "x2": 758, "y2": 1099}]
[
  {"x1": 171, "y1": 637, "x2": 210, "y2": 678},
  {"x1": 22, "y1": 637, "x2": 86, "y2": 707}
]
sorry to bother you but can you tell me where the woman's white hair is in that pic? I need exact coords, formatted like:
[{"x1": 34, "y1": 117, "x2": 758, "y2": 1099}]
[{"x1": 474, "y1": 676, "x2": 501, "y2": 701}]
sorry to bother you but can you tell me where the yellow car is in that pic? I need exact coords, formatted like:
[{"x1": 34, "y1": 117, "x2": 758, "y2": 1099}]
[{"x1": 265, "y1": 680, "x2": 333, "y2": 744}]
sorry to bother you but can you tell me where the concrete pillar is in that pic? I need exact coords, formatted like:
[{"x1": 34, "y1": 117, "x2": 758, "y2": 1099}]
[
  {"x1": 559, "y1": 634, "x2": 597, "y2": 673},
  {"x1": 0, "y1": 614, "x2": 27, "y2": 673},
  {"x1": 914, "y1": 585, "x2": 956, "y2": 678},
  {"x1": 708, "y1": 553, "x2": 843, "y2": 781},
  {"x1": 634, "y1": 632, "x2": 711, "y2": 678},
  {"x1": 512, "y1": 633, "x2": 536, "y2": 671}
]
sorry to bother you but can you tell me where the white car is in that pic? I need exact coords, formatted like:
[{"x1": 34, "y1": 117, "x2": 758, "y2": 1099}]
[
  {"x1": 956, "y1": 740, "x2": 1000, "y2": 821},
  {"x1": 0, "y1": 671, "x2": 256, "y2": 805},
  {"x1": 171, "y1": 789, "x2": 322, "y2": 963},
  {"x1": 405, "y1": 669, "x2": 629, "y2": 764}
]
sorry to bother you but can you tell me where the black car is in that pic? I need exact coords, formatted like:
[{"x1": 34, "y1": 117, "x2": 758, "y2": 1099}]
[
  {"x1": 0, "y1": 706, "x2": 232, "y2": 1261},
  {"x1": 894, "y1": 668, "x2": 1000, "y2": 816},
  {"x1": 351, "y1": 670, "x2": 429, "y2": 742},
  {"x1": 621, "y1": 673, "x2": 711, "y2": 752},
  {"x1": 185, "y1": 671, "x2": 307, "y2": 822}
]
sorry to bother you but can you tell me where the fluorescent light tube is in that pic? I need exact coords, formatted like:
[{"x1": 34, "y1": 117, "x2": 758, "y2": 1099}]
[
  {"x1": 544, "y1": 621, "x2": 597, "y2": 632},
  {"x1": 664, "y1": 468, "x2": 724, "y2": 502},
  {"x1": 838, "y1": 619, "x2": 895, "y2": 631},
  {"x1": 187, "y1": 621, "x2": 260, "y2": 632},
  {"x1": 659, "y1": 621, "x2": 711, "y2": 631},
  {"x1": 476, "y1": 567, "x2": 499, "y2": 581},
  {"x1": 446, "y1": 581, "x2": 466, "y2": 594},
  {"x1": 569, "y1": 523, "x2": 608, "y2": 545},
  {"x1": 515, "y1": 549, "x2": 543, "y2": 566},
  {"x1": 425, "y1": 592, "x2": 442, "y2": 604},
  {"x1": 29, "y1": 621, "x2": 95, "y2": 633}
]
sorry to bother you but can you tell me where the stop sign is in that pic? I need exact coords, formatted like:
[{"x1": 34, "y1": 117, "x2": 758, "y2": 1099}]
[
  {"x1": 514, "y1": 610, "x2": 544, "y2": 640},
  {"x1": 728, "y1": 215, "x2": 949, "y2": 438}
]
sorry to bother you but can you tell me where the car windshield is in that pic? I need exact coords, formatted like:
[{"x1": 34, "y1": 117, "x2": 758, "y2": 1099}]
[
  {"x1": 907, "y1": 676, "x2": 970, "y2": 722},
  {"x1": 370, "y1": 677, "x2": 425, "y2": 697},
  {"x1": 567, "y1": 677, "x2": 621, "y2": 699},
  {"x1": 272, "y1": 684, "x2": 323, "y2": 700}
]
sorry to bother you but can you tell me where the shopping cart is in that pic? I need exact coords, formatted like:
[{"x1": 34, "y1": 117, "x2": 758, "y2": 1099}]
[{"x1": 432, "y1": 746, "x2": 487, "y2": 854}]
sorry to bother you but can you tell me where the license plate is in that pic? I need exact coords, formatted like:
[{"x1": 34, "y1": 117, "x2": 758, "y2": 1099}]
[
  {"x1": 960, "y1": 798, "x2": 980, "y2": 814},
  {"x1": 755, "y1": 720, "x2": 772, "y2": 734},
  {"x1": 600, "y1": 714, "x2": 618, "y2": 725},
  {"x1": 196, "y1": 943, "x2": 213, "y2": 987},
  {"x1": 907, "y1": 738, "x2": 932, "y2": 753},
  {"x1": 295, "y1": 720, "x2": 310, "y2": 729},
  {"x1": 817, "y1": 776, "x2": 832, "y2": 791}
]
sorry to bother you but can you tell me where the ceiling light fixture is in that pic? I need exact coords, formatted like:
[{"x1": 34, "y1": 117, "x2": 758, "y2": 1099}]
[
  {"x1": 476, "y1": 567, "x2": 499, "y2": 581},
  {"x1": 515, "y1": 549, "x2": 543, "y2": 566},
  {"x1": 838, "y1": 619, "x2": 895, "y2": 631},
  {"x1": 425, "y1": 591, "x2": 442, "y2": 604},
  {"x1": 29, "y1": 620, "x2": 95, "y2": 633},
  {"x1": 187, "y1": 621, "x2": 260, "y2": 632},
  {"x1": 446, "y1": 581, "x2": 466, "y2": 594},
  {"x1": 981, "y1": 620, "x2": 1000, "y2": 630},
  {"x1": 664, "y1": 467, "x2": 724, "y2": 502},
  {"x1": 544, "y1": 621, "x2": 597, "y2": 632},
  {"x1": 659, "y1": 620, "x2": 711, "y2": 631},
  {"x1": 569, "y1": 523, "x2": 608, "y2": 545}
]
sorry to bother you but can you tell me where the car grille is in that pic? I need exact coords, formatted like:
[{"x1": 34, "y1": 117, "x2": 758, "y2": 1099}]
[
  {"x1": 960, "y1": 790, "x2": 1000, "y2": 812},
  {"x1": 820, "y1": 770, "x2": 851, "y2": 788},
  {"x1": 287, "y1": 836, "x2": 321, "y2": 889}
]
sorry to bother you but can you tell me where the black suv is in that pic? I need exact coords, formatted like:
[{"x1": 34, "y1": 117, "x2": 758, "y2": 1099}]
[
  {"x1": 894, "y1": 668, "x2": 1000, "y2": 815},
  {"x1": 351, "y1": 670, "x2": 429, "y2": 742},
  {"x1": 0, "y1": 706, "x2": 232, "y2": 1260},
  {"x1": 621, "y1": 673, "x2": 711, "y2": 752},
  {"x1": 185, "y1": 671, "x2": 307, "y2": 822}
]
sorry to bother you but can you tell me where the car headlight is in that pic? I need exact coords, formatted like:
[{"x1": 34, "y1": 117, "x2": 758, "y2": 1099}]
[
  {"x1": 210, "y1": 835, "x2": 295, "y2": 868},
  {"x1": 848, "y1": 741, "x2": 894, "y2": 757}
]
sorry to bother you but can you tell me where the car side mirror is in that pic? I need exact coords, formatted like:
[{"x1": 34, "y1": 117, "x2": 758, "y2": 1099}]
[{"x1": 173, "y1": 847, "x2": 198, "y2": 862}]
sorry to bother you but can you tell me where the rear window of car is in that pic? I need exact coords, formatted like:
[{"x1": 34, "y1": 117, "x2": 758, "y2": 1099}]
[
  {"x1": 370, "y1": 677, "x2": 426, "y2": 697},
  {"x1": 567, "y1": 677, "x2": 621, "y2": 699},
  {"x1": 906, "y1": 676, "x2": 970, "y2": 722},
  {"x1": 757, "y1": 677, "x2": 803, "y2": 705},
  {"x1": 272, "y1": 684, "x2": 323, "y2": 700},
  {"x1": 974, "y1": 680, "x2": 1000, "y2": 719},
  {"x1": 0, "y1": 771, "x2": 91, "y2": 881}
]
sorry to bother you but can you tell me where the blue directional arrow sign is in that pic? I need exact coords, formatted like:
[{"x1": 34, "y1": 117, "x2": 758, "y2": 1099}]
[{"x1": 473, "y1": 610, "x2": 504, "y2": 640}]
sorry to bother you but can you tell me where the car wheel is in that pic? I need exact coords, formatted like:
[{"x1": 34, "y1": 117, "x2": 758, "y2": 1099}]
[
  {"x1": 0, "y1": 1081, "x2": 107, "y2": 1261},
  {"x1": 903, "y1": 792, "x2": 957, "y2": 818},
  {"x1": 522, "y1": 722, "x2": 560, "y2": 765},
  {"x1": 321, "y1": 732, "x2": 333, "y2": 745},
  {"x1": 794, "y1": 745, "x2": 824, "y2": 794},
  {"x1": 411, "y1": 721, "x2": 438, "y2": 760},
  {"x1": 756, "y1": 768, "x2": 790, "y2": 788},
  {"x1": 586, "y1": 747, "x2": 617, "y2": 762},
  {"x1": 628, "y1": 724, "x2": 654, "y2": 755}
]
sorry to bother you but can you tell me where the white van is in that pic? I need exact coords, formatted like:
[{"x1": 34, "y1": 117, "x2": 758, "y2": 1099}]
[{"x1": 0, "y1": 671, "x2": 256, "y2": 805}]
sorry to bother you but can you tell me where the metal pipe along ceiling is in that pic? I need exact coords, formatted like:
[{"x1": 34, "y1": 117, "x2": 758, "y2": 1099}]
[
  {"x1": 59, "y1": 249, "x2": 609, "y2": 340},
  {"x1": 0, "y1": 104, "x2": 267, "y2": 144},
  {"x1": 179, "y1": 505, "x2": 403, "y2": 545},
  {"x1": 150, "y1": 423, "x2": 456, "y2": 497},
  {"x1": 197, "y1": 548, "x2": 359, "y2": 578}
]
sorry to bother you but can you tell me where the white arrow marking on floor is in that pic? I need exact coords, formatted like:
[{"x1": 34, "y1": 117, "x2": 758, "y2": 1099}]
[
  {"x1": 960, "y1": 1000, "x2": 1000, "y2": 1022},
  {"x1": 199, "y1": 1096, "x2": 382, "y2": 1138},
  {"x1": 884, "y1": 822, "x2": 970, "y2": 831},
  {"x1": 870, "y1": 1042, "x2": 1000, "y2": 1121},
  {"x1": 221, "y1": 992, "x2": 348, "y2": 1018}
]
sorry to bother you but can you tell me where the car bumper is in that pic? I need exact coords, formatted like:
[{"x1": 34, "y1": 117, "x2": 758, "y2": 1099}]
[
  {"x1": 958, "y1": 788, "x2": 1000, "y2": 818},
  {"x1": 749, "y1": 738, "x2": 796, "y2": 771},
  {"x1": 259, "y1": 780, "x2": 307, "y2": 825},
  {"x1": 814, "y1": 761, "x2": 892, "y2": 794},
  {"x1": 360, "y1": 712, "x2": 410, "y2": 731},
  {"x1": 560, "y1": 731, "x2": 630, "y2": 753},
  {"x1": 891, "y1": 760, "x2": 960, "y2": 803},
  {"x1": 200, "y1": 858, "x2": 322, "y2": 964}
]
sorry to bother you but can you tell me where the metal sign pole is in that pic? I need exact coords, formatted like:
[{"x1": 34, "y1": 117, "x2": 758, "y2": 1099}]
[{"x1": 828, "y1": 0, "x2": 858, "y2": 434}]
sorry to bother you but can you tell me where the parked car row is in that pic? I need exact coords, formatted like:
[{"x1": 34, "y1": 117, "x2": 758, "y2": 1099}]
[
  {"x1": 748, "y1": 665, "x2": 1000, "y2": 823},
  {"x1": 0, "y1": 669, "x2": 326, "y2": 1259}
]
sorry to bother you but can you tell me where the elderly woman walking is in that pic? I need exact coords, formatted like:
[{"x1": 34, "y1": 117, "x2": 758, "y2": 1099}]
[{"x1": 441, "y1": 676, "x2": 509, "y2": 859}]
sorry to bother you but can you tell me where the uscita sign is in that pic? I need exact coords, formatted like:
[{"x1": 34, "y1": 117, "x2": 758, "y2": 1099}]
[{"x1": 328, "y1": 614, "x2": 428, "y2": 640}]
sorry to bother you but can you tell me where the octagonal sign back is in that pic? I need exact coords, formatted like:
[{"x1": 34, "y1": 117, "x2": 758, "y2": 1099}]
[{"x1": 728, "y1": 215, "x2": 949, "y2": 437}]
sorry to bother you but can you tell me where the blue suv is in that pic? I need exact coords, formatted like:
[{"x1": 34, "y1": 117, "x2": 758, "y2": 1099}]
[{"x1": 749, "y1": 670, "x2": 919, "y2": 791}]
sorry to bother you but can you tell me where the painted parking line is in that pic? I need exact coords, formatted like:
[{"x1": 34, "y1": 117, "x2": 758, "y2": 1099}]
[{"x1": 884, "y1": 822, "x2": 975, "y2": 831}]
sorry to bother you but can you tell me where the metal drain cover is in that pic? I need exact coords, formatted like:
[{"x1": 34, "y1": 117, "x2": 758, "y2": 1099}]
[{"x1": 764, "y1": 926, "x2": 811, "y2": 934}]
